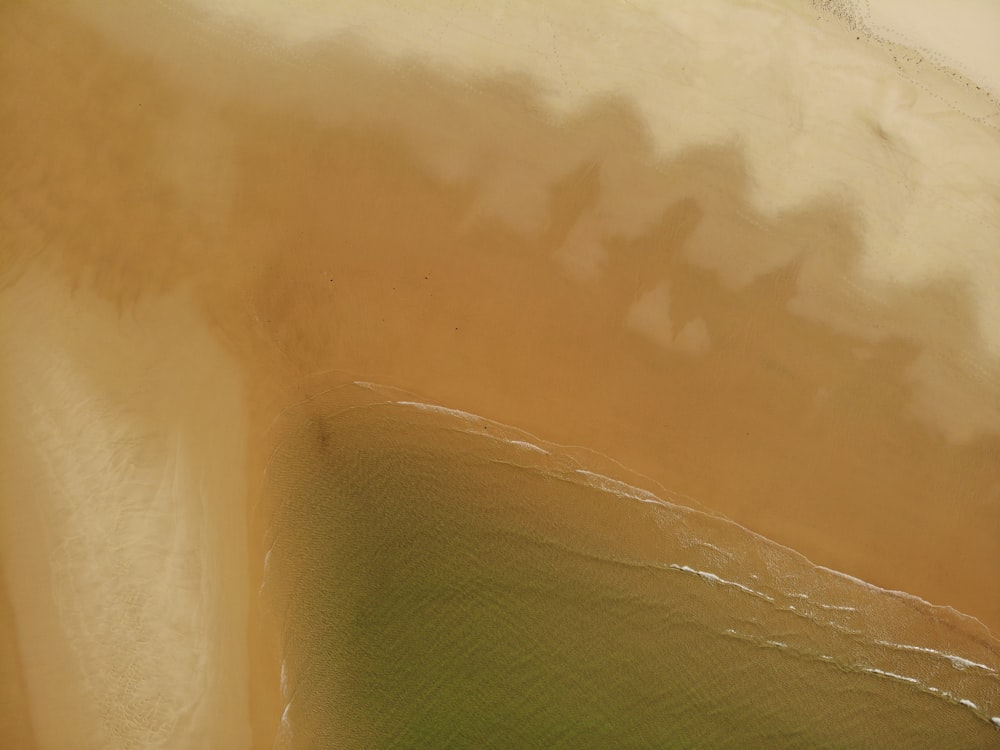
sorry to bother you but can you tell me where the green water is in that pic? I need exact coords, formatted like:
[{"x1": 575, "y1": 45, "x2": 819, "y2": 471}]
[{"x1": 262, "y1": 389, "x2": 999, "y2": 749}]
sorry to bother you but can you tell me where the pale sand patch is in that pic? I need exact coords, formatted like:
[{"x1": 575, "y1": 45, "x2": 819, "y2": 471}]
[
  {"x1": 627, "y1": 282, "x2": 713, "y2": 355},
  {"x1": 627, "y1": 281, "x2": 676, "y2": 349},
  {"x1": 2, "y1": 0, "x2": 1000, "y2": 747},
  {"x1": 0, "y1": 271, "x2": 250, "y2": 749}
]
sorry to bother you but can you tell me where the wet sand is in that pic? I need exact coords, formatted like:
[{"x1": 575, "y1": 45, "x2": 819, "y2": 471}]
[{"x1": 2, "y1": 0, "x2": 999, "y2": 747}]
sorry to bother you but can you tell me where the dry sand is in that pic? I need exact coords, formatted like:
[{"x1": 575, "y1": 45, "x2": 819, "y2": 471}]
[{"x1": 1, "y1": 0, "x2": 999, "y2": 747}]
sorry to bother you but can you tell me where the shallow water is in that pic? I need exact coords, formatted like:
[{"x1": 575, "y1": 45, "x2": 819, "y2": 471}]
[{"x1": 263, "y1": 384, "x2": 1000, "y2": 748}]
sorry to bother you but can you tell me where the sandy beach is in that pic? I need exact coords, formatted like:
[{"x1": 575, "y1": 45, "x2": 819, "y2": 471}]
[{"x1": 2, "y1": 0, "x2": 999, "y2": 746}]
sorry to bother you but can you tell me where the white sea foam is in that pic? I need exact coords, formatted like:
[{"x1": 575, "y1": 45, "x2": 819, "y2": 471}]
[
  {"x1": 694, "y1": 541, "x2": 724, "y2": 555},
  {"x1": 574, "y1": 469, "x2": 669, "y2": 509},
  {"x1": 811, "y1": 562, "x2": 996, "y2": 646},
  {"x1": 874, "y1": 640, "x2": 997, "y2": 674},
  {"x1": 279, "y1": 699, "x2": 293, "y2": 740},
  {"x1": 960, "y1": 699, "x2": 979, "y2": 710},
  {"x1": 393, "y1": 399, "x2": 551, "y2": 456},
  {"x1": 393, "y1": 400, "x2": 479, "y2": 422},
  {"x1": 863, "y1": 667, "x2": 921, "y2": 686},
  {"x1": 669, "y1": 564, "x2": 775, "y2": 602},
  {"x1": 259, "y1": 549, "x2": 273, "y2": 595},
  {"x1": 507, "y1": 439, "x2": 549, "y2": 454}
]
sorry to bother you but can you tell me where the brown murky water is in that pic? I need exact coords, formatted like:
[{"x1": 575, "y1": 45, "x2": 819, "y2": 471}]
[{"x1": 1, "y1": 0, "x2": 999, "y2": 747}]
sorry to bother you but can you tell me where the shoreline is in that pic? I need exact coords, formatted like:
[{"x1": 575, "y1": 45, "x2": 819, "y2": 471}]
[
  {"x1": 281, "y1": 378, "x2": 1000, "y2": 651},
  {"x1": 260, "y1": 389, "x2": 1000, "y2": 744}
]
